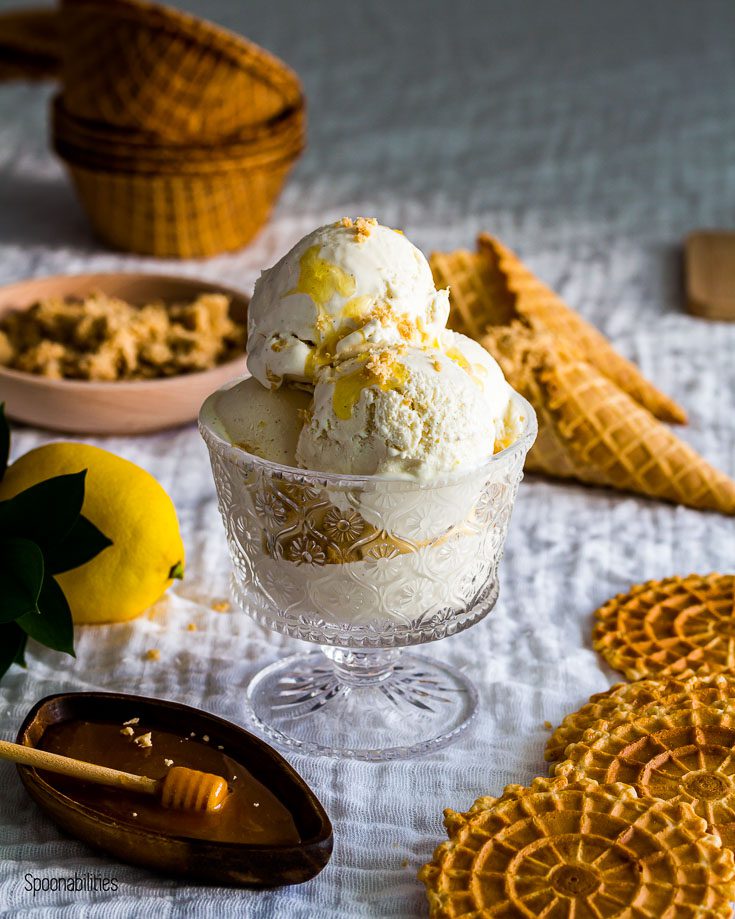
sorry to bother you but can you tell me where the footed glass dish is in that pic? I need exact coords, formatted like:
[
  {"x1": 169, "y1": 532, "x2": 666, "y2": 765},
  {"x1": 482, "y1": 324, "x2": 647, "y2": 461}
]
[{"x1": 199, "y1": 389, "x2": 537, "y2": 760}]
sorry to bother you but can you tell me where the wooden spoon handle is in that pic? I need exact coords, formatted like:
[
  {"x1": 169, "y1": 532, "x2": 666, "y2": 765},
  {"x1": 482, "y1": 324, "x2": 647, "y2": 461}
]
[{"x1": 0, "y1": 739, "x2": 158, "y2": 795}]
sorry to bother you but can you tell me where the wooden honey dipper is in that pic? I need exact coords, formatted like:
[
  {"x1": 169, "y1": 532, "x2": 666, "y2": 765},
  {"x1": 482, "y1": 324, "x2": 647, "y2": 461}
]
[{"x1": 0, "y1": 739, "x2": 229, "y2": 812}]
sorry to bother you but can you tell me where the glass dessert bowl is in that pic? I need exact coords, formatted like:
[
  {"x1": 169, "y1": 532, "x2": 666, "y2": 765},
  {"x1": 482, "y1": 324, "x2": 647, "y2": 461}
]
[{"x1": 199, "y1": 388, "x2": 537, "y2": 760}]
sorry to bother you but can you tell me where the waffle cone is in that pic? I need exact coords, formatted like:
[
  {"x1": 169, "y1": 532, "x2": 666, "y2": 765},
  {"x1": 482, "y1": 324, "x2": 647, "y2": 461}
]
[
  {"x1": 430, "y1": 236, "x2": 687, "y2": 424},
  {"x1": 555, "y1": 703, "x2": 735, "y2": 848},
  {"x1": 593, "y1": 574, "x2": 735, "y2": 681},
  {"x1": 483, "y1": 324, "x2": 735, "y2": 513},
  {"x1": 419, "y1": 774, "x2": 735, "y2": 918},
  {"x1": 546, "y1": 673, "x2": 735, "y2": 762},
  {"x1": 59, "y1": 0, "x2": 303, "y2": 143}
]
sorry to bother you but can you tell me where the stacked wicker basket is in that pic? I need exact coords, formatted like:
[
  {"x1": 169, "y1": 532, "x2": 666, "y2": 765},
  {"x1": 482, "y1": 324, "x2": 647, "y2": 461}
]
[{"x1": 51, "y1": 0, "x2": 305, "y2": 257}]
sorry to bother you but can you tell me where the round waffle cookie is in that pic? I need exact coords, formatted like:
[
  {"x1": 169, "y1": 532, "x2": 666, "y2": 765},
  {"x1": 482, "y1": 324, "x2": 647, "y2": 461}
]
[
  {"x1": 554, "y1": 704, "x2": 735, "y2": 848},
  {"x1": 592, "y1": 573, "x2": 735, "y2": 680},
  {"x1": 419, "y1": 775, "x2": 735, "y2": 918},
  {"x1": 545, "y1": 673, "x2": 735, "y2": 762}
]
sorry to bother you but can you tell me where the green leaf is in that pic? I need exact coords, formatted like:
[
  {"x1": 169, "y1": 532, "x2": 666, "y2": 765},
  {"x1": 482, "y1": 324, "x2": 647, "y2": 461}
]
[
  {"x1": 0, "y1": 538, "x2": 44, "y2": 622},
  {"x1": 0, "y1": 404, "x2": 8, "y2": 482},
  {"x1": 13, "y1": 631, "x2": 28, "y2": 667},
  {"x1": 45, "y1": 514, "x2": 112, "y2": 575},
  {"x1": 0, "y1": 471, "x2": 86, "y2": 547},
  {"x1": 0, "y1": 623, "x2": 27, "y2": 680},
  {"x1": 17, "y1": 575, "x2": 75, "y2": 656}
]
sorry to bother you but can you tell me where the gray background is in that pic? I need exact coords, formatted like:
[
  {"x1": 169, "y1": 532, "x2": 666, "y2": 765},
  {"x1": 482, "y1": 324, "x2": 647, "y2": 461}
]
[{"x1": 1, "y1": 1, "x2": 735, "y2": 916}]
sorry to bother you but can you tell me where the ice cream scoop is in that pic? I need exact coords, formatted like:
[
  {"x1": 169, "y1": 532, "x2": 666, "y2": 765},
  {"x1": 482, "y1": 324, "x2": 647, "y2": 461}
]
[
  {"x1": 209, "y1": 376, "x2": 310, "y2": 465},
  {"x1": 295, "y1": 344, "x2": 515, "y2": 479},
  {"x1": 439, "y1": 330, "x2": 526, "y2": 450},
  {"x1": 246, "y1": 218, "x2": 449, "y2": 389}
]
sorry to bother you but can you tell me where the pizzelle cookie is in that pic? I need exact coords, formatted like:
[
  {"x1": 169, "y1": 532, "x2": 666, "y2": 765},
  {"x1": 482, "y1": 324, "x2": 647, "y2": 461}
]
[
  {"x1": 419, "y1": 775, "x2": 735, "y2": 918},
  {"x1": 554, "y1": 704, "x2": 735, "y2": 848},
  {"x1": 545, "y1": 674, "x2": 735, "y2": 762},
  {"x1": 592, "y1": 573, "x2": 735, "y2": 680}
]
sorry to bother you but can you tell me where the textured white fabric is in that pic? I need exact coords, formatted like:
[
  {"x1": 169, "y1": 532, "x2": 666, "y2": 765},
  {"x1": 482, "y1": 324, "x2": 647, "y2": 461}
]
[{"x1": 1, "y1": 0, "x2": 735, "y2": 915}]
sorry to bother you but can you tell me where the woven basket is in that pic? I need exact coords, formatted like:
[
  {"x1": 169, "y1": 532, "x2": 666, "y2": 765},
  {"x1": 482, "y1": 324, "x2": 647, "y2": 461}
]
[
  {"x1": 51, "y1": 93, "x2": 304, "y2": 156},
  {"x1": 59, "y1": 149, "x2": 300, "y2": 258},
  {"x1": 51, "y1": 94, "x2": 306, "y2": 175},
  {"x1": 0, "y1": 7, "x2": 61, "y2": 80},
  {"x1": 59, "y1": 0, "x2": 303, "y2": 143}
]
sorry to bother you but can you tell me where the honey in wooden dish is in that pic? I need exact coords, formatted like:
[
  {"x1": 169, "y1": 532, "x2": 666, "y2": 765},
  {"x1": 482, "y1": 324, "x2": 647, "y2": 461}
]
[{"x1": 37, "y1": 718, "x2": 300, "y2": 845}]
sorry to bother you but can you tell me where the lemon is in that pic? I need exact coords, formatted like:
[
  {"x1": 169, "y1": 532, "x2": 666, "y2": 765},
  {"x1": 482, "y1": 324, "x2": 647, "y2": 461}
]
[{"x1": 0, "y1": 443, "x2": 185, "y2": 624}]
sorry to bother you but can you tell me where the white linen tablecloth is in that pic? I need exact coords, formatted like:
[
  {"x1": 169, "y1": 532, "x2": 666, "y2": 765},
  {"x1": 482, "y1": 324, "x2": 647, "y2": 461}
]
[{"x1": 1, "y1": 0, "x2": 735, "y2": 915}]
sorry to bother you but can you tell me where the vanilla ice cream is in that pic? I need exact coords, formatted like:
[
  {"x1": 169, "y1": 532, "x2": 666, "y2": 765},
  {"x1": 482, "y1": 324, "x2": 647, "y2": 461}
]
[
  {"x1": 438, "y1": 330, "x2": 526, "y2": 451},
  {"x1": 231, "y1": 219, "x2": 524, "y2": 480},
  {"x1": 246, "y1": 217, "x2": 449, "y2": 389},
  {"x1": 209, "y1": 376, "x2": 309, "y2": 466},
  {"x1": 296, "y1": 345, "x2": 502, "y2": 478}
]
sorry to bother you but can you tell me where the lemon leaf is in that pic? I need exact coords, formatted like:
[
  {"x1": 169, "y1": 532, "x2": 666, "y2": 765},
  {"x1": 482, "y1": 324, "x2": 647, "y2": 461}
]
[
  {"x1": 0, "y1": 623, "x2": 26, "y2": 680},
  {"x1": 0, "y1": 404, "x2": 8, "y2": 482},
  {"x1": 17, "y1": 575, "x2": 75, "y2": 656},
  {"x1": 0, "y1": 537, "x2": 44, "y2": 622},
  {"x1": 0, "y1": 471, "x2": 86, "y2": 547},
  {"x1": 13, "y1": 630, "x2": 28, "y2": 667},
  {"x1": 46, "y1": 515, "x2": 113, "y2": 575}
]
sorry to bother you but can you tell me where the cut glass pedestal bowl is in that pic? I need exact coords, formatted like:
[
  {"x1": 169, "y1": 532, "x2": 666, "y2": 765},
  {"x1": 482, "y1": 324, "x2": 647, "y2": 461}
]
[{"x1": 200, "y1": 390, "x2": 537, "y2": 760}]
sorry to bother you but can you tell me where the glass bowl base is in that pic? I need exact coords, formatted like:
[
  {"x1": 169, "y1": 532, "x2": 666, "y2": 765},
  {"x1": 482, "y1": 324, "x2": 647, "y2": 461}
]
[{"x1": 246, "y1": 649, "x2": 478, "y2": 761}]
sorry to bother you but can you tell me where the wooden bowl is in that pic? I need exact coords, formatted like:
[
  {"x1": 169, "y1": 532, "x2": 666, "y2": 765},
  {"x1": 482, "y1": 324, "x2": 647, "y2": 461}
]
[
  {"x1": 0, "y1": 273, "x2": 248, "y2": 434},
  {"x1": 16, "y1": 692, "x2": 333, "y2": 886}
]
